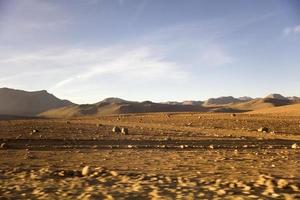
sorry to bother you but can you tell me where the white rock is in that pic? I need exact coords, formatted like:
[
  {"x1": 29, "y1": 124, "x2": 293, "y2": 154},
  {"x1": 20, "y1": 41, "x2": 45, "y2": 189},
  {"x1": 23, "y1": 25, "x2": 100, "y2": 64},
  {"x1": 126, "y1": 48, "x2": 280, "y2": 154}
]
[
  {"x1": 82, "y1": 166, "x2": 90, "y2": 176},
  {"x1": 291, "y1": 143, "x2": 298, "y2": 149}
]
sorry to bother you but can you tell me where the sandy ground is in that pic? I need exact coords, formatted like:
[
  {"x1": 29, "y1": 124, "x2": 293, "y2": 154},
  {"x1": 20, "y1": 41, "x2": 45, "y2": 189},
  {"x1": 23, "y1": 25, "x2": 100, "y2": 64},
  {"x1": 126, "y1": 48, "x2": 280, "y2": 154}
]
[{"x1": 0, "y1": 112, "x2": 300, "y2": 199}]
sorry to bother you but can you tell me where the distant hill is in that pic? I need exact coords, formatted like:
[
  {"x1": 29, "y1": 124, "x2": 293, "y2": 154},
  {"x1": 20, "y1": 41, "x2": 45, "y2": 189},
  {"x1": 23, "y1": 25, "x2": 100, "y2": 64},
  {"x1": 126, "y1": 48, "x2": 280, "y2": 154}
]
[
  {"x1": 0, "y1": 88, "x2": 74, "y2": 116},
  {"x1": 40, "y1": 100, "x2": 209, "y2": 118},
  {"x1": 238, "y1": 96, "x2": 253, "y2": 101},
  {"x1": 287, "y1": 96, "x2": 300, "y2": 102},
  {"x1": 227, "y1": 93, "x2": 293, "y2": 112},
  {"x1": 99, "y1": 97, "x2": 135, "y2": 104},
  {"x1": 248, "y1": 103, "x2": 300, "y2": 115},
  {"x1": 1, "y1": 88, "x2": 299, "y2": 118},
  {"x1": 182, "y1": 101, "x2": 203, "y2": 105},
  {"x1": 229, "y1": 98, "x2": 291, "y2": 111},
  {"x1": 163, "y1": 101, "x2": 203, "y2": 106},
  {"x1": 265, "y1": 93, "x2": 289, "y2": 100},
  {"x1": 203, "y1": 96, "x2": 248, "y2": 106}
]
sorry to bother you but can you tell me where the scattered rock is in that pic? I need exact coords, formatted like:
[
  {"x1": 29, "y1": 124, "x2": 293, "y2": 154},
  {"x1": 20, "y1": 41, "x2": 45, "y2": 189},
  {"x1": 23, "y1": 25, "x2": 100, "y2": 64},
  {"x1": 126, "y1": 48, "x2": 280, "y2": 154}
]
[
  {"x1": 112, "y1": 126, "x2": 121, "y2": 133},
  {"x1": 121, "y1": 127, "x2": 128, "y2": 135},
  {"x1": 110, "y1": 171, "x2": 118, "y2": 176},
  {"x1": 258, "y1": 127, "x2": 269, "y2": 132},
  {"x1": 186, "y1": 122, "x2": 193, "y2": 126},
  {"x1": 0, "y1": 143, "x2": 8, "y2": 149},
  {"x1": 82, "y1": 166, "x2": 91, "y2": 176},
  {"x1": 291, "y1": 143, "x2": 298, "y2": 149},
  {"x1": 216, "y1": 189, "x2": 226, "y2": 196},
  {"x1": 32, "y1": 129, "x2": 39, "y2": 133},
  {"x1": 231, "y1": 113, "x2": 236, "y2": 117},
  {"x1": 290, "y1": 184, "x2": 299, "y2": 192},
  {"x1": 96, "y1": 123, "x2": 103, "y2": 127},
  {"x1": 277, "y1": 179, "x2": 289, "y2": 188}
]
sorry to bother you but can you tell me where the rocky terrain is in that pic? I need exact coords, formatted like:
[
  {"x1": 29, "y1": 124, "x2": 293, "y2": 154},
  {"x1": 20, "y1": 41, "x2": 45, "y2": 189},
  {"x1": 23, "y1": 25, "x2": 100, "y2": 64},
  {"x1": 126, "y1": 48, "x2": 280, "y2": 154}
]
[
  {"x1": 0, "y1": 112, "x2": 299, "y2": 199},
  {"x1": 1, "y1": 88, "x2": 300, "y2": 199}
]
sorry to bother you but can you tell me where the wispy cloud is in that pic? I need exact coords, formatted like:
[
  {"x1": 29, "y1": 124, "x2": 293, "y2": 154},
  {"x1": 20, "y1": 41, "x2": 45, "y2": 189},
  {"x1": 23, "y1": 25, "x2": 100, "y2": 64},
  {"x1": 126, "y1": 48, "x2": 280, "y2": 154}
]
[
  {"x1": 283, "y1": 25, "x2": 300, "y2": 35},
  {"x1": 0, "y1": 45, "x2": 188, "y2": 90}
]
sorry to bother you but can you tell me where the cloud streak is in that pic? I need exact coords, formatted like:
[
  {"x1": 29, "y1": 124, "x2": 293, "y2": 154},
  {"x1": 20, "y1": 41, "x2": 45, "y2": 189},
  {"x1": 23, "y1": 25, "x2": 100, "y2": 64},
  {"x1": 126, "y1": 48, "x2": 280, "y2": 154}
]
[
  {"x1": 0, "y1": 45, "x2": 188, "y2": 90},
  {"x1": 283, "y1": 25, "x2": 300, "y2": 35}
]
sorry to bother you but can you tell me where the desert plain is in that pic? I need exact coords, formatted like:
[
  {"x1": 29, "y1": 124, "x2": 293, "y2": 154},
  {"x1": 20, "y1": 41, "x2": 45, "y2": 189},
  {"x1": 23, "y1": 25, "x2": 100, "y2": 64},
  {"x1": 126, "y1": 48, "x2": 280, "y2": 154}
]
[{"x1": 1, "y1": 111, "x2": 300, "y2": 199}]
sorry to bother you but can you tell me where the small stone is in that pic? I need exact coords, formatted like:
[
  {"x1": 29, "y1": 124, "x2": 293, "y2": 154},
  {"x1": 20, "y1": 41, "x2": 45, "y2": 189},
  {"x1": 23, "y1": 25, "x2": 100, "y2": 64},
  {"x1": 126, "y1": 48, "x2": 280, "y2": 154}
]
[
  {"x1": 110, "y1": 171, "x2": 118, "y2": 176},
  {"x1": 243, "y1": 185, "x2": 251, "y2": 191},
  {"x1": 96, "y1": 123, "x2": 103, "y2": 127},
  {"x1": 231, "y1": 113, "x2": 236, "y2": 117},
  {"x1": 0, "y1": 143, "x2": 8, "y2": 149},
  {"x1": 186, "y1": 122, "x2": 193, "y2": 126},
  {"x1": 256, "y1": 175, "x2": 267, "y2": 185},
  {"x1": 112, "y1": 126, "x2": 121, "y2": 133},
  {"x1": 207, "y1": 186, "x2": 217, "y2": 191},
  {"x1": 216, "y1": 189, "x2": 226, "y2": 196},
  {"x1": 290, "y1": 184, "x2": 299, "y2": 192},
  {"x1": 121, "y1": 127, "x2": 128, "y2": 135},
  {"x1": 277, "y1": 179, "x2": 289, "y2": 188},
  {"x1": 291, "y1": 143, "x2": 298, "y2": 149},
  {"x1": 271, "y1": 193, "x2": 280, "y2": 198},
  {"x1": 82, "y1": 166, "x2": 90, "y2": 176},
  {"x1": 58, "y1": 171, "x2": 65, "y2": 177},
  {"x1": 209, "y1": 144, "x2": 214, "y2": 149},
  {"x1": 32, "y1": 129, "x2": 39, "y2": 133},
  {"x1": 258, "y1": 127, "x2": 269, "y2": 132}
]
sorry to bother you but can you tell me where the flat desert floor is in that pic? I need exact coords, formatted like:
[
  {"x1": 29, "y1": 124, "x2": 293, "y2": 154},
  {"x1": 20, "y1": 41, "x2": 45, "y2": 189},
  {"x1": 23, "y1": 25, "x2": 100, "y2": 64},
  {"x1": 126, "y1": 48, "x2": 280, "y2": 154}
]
[{"x1": 0, "y1": 113, "x2": 300, "y2": 199}]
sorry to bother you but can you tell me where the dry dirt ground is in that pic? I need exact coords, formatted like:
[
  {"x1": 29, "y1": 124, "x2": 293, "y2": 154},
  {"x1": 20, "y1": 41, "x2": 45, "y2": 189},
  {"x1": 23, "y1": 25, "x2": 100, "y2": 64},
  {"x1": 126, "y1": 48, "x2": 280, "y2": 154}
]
[{"x1": 0, "y1": 112, "x2": 300, "y2": 199}]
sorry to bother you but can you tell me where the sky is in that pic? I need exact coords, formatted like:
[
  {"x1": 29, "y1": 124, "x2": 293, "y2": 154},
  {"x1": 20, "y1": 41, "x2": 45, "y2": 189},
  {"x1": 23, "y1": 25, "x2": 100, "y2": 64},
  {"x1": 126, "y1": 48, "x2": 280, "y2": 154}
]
[{"x1": 0, "y1": 0, "x2": 300, "y2": 104}]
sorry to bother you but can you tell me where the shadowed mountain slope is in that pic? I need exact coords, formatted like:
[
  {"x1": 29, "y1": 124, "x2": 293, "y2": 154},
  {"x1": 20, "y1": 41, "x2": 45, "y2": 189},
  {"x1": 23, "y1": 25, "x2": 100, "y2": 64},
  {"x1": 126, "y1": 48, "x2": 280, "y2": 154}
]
[
  {"x1": 40, "y1": 101, "x2": 210, "y2": 118},
  {"x1": 0, "y1": 88, "x2": 74, "y2": 116},
  {"x1": 203, "y1": 96, "x2": 249, "y2": 106},
  {"x1": 2, "y1": 88, "x2": 299, "y2": 117}
]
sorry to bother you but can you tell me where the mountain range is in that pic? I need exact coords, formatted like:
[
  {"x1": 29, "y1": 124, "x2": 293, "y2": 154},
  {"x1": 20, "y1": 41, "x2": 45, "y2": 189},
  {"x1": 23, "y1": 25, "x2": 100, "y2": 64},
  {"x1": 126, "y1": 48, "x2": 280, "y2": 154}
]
[
  {"x1": 0, "y1": 88, "x2": 73, "y2": 116},
  {"x1": 0, "y1": 87, "x2": 299, "y2": 118}
]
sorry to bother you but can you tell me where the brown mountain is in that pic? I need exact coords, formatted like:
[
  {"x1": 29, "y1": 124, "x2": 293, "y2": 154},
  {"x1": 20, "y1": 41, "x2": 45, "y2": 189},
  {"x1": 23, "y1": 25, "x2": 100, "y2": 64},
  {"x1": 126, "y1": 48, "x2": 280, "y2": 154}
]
[
  {"x1": 264, "y1": 93, "x2": 289, "y2": 100},
  {"x1": 0, "y1": 88, "x2": 74, "y2": 116},
  {"x1": 226, "y1": 94, "x2": 293, "y2": 112},
  {"x1": 40, "y1": 100, "x2": 209, "y2": 118},
  {"x1": 203, "y1": 96, "x2": 250, "y2": 106},
  {"x1": 2, "y1": 88, "x2": 298, "y2": 118}
]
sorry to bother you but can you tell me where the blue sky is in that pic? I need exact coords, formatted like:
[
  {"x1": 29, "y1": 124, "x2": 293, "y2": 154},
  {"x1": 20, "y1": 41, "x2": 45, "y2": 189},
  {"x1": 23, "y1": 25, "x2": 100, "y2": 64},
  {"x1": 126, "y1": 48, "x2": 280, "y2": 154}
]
[{"x1": 0, "y1": 0, "x2": 300, "y2": 103}]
